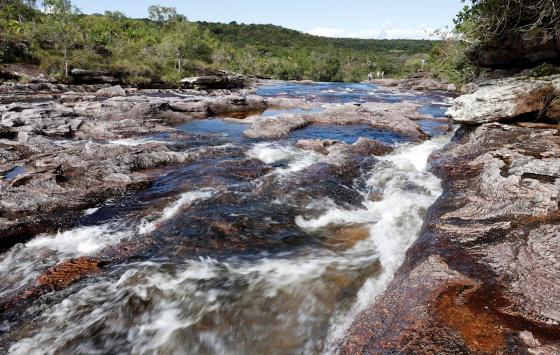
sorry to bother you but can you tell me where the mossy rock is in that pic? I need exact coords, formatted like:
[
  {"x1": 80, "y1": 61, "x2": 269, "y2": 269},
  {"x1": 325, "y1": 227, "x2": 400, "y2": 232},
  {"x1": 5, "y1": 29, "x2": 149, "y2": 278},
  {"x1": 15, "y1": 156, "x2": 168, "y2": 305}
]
[{"x1": 530, "y1": 63, "x2": 560, "y2": 78}]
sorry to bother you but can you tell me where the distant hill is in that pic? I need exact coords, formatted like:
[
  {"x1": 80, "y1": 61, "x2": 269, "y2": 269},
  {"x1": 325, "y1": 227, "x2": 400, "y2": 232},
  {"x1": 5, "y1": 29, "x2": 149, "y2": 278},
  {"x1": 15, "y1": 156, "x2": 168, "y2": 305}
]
[
  {"x1": 1, "y1": 0, "x2": 436, "y2": 84},
  {"x1": 197, "y1": 21, "x2": 435, "y2": 82},
  {"x1": 198, "y1": 21, "x2": 434, "y2": 54}
]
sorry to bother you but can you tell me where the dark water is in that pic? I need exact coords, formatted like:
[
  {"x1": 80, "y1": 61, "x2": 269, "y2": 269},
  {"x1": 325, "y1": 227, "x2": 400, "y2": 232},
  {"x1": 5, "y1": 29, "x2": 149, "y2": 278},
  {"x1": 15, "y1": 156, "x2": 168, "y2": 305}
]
[{"x1": 0, "y1": 82, "x2": 453, "y2": 355}]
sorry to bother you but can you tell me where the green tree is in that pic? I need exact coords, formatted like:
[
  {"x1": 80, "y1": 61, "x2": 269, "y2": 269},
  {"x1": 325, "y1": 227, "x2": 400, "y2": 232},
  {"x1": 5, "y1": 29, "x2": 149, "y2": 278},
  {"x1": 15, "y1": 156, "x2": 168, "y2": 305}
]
[
  {"x1": 37, "y1": 0, "x2": 83, "y2": 75},
  {"x1": 148, "y1": 5, "x2": 184, "y2": 24},
  {"x1": 456, "y1": 0, "x2": 560, "y2": 42}
]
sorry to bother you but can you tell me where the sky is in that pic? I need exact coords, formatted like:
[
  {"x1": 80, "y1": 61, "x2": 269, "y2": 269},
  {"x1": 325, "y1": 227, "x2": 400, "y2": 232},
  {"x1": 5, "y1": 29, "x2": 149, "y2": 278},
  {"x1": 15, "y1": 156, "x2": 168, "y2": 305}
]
[{"x1": 71, "y1": 0, "x2": 464, "y2": 40}]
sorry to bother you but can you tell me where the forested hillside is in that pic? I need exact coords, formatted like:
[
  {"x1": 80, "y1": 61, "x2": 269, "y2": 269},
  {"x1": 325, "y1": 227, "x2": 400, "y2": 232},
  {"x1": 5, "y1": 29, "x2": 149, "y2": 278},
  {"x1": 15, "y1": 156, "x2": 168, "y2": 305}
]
[{"x1": 1, "y1": 0, "x2": 435, "y2": 84}]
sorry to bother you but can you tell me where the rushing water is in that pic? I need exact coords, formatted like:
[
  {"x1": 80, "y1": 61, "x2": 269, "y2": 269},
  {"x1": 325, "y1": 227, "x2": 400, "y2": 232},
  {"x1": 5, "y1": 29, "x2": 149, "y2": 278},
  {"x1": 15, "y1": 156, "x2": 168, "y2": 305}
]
[{"x1": 1, "y1": 82, "x2": 453, "y2": 354}]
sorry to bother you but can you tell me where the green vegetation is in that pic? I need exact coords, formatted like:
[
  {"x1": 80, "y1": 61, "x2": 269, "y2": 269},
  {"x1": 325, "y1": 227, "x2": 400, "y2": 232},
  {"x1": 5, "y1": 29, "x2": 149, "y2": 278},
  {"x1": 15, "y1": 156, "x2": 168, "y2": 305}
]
[
  {"x1": 429, "y1": 0, "x2": 560, "y2": 84},
  {"x1": 0, "y1": 0, "x2": 436, "y2": 84},
  {"x1": 454, "y1": 0, "x2": 559, "y2": 43}
]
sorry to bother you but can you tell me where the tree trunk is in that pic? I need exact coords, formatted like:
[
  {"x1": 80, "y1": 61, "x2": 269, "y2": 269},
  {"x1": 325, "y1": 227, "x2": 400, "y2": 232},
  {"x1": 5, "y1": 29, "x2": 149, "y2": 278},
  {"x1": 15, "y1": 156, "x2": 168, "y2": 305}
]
[
  {"x1": 178, "y1": 58, "x2": 182, "y2": 76},
  {"x1": 64, "y1": 49, "x2": 69, "y2": 76}
]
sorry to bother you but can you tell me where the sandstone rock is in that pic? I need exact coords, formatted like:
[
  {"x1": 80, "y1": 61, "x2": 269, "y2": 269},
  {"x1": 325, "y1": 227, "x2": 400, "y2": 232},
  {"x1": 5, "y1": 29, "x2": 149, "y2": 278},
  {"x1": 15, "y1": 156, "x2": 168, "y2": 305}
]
[
  {"x1": 181, "y1": 71, "x2": 246, "y2": 90},
  {"x1": 466, "y1": 30, "x2": 560, "y2": 69},
  {"x1": 244, "y1": 113, "x2": 312, "y2": 139},
  {"x1": 95, "y1": 85, "x2": 126, "y2": 97},
  {"x1": 447, "y1": 75, "x2": 560, "y2": 124},
  {"x1": 296, "y1": 139, "x2": 342, "y2": 154},
  {"x1": 69, "y1": 68, "x2": 122, "y2": 85},
  {"x1": 219, "y1": 158, "x2": 273, "y2": 179},
  {"x1": 244, "y1": 101, "x2": 429, "y2": 140},
  {"x1": 342, "y1": 123, "x2": 560, "y2": 353}
]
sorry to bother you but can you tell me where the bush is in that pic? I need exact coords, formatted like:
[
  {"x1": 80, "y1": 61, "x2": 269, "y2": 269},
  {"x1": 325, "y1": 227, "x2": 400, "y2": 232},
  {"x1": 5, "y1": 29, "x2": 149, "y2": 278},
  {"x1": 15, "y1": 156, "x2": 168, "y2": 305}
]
[
  {"x1": 456, "y1": 0, "x2": 560, "y2": 42},
  {"x1": 428, "y1": 39, "x2": 478, "y2": 84}
]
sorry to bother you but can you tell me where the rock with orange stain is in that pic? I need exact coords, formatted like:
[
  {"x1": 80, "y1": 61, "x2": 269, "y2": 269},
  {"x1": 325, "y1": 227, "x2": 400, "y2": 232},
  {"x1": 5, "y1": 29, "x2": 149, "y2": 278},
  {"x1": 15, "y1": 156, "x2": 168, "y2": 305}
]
[
  {"x1": 339, "y1": 256, "x2": 487, "y2": 354},
  {"x1": 35, "y1": 256, "x2": 102, "y2": 291},
  {"x1": 341, "y1": 121, "x2": 560, "y2": 353},
  {"x1": 323, "y1": 225, "x2": 370, "y2": 251}
]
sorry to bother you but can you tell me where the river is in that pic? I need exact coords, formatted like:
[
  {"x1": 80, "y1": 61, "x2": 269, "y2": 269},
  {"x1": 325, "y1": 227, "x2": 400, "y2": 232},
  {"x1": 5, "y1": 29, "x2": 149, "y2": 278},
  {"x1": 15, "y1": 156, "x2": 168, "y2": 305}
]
[{"x1": 1, "y1": 81, "x2": 453, "y2": 354}]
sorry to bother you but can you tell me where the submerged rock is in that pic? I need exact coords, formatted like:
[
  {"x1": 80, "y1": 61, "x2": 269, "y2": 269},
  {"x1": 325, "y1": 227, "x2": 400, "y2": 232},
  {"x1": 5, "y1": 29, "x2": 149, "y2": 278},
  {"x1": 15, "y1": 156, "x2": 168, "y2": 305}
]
[{"x1": 0, "y1": 86, "x2": 271, "y2": 242}]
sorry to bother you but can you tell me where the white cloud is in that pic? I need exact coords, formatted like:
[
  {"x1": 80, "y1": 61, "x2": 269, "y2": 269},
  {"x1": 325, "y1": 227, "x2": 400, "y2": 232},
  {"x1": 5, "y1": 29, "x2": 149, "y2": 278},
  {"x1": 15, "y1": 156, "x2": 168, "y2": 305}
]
[
  {"x1": 306, "y1": 23, "x2": 440, "y2": 40},
  {"x1": 307, "y1": 27, "x2": 348, "y2": 37}
]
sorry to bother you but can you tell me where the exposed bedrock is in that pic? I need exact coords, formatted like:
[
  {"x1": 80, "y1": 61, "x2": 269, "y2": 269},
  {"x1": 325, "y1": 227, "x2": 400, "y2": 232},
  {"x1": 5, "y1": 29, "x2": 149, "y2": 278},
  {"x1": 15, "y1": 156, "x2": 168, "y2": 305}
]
[
  {"x1": 0, "y1": 88, "x2": 269, "y2": 242},
  {"x1": 447, "y1": 75, "x2": 560, "y2": 125},
  {"x1": 340, "y1": 123, "x2": 560, "y2": 354},
  {"x1": 466, "y1": 30, "x2": 560, "y2": 70},
  {"x1": 244, "y1": 101, "x2": 431, "y2": 140}
]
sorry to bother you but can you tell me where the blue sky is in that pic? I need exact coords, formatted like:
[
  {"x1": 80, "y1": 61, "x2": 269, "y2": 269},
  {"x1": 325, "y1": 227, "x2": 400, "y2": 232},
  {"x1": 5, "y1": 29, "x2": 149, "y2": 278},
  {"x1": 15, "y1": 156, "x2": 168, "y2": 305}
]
[{"x1": 71, "y1": 0, "x2": 463, "y2": 39}]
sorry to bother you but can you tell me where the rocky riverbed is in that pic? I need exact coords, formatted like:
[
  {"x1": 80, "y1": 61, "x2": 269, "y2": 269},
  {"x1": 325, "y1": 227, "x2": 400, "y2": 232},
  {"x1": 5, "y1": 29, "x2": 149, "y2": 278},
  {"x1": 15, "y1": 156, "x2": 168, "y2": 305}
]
[
  {"x1": 0, "y1": 79, "x2": 454, "y2": 353},
  {"x1": 340, "y1": 75, "x2": 560, "y2": 354},
  {"x1": 4, "y1": 74, "x2": 559, "y2": 354}
]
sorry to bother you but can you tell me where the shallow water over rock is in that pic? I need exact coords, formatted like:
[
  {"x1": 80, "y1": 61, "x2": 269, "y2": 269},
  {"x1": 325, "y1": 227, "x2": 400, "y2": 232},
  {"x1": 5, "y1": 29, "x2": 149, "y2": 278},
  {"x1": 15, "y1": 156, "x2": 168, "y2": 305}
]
[{"x1": 0, "y1": 82, "x2": 453, "y2": 354}]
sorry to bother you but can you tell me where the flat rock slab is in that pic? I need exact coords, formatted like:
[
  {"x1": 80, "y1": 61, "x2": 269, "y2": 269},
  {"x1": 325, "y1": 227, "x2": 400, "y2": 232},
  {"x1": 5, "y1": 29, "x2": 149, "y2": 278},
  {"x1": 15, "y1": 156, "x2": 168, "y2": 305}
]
[{"x1": 448, "y1": 75, "x2": 560, "y2": 124}]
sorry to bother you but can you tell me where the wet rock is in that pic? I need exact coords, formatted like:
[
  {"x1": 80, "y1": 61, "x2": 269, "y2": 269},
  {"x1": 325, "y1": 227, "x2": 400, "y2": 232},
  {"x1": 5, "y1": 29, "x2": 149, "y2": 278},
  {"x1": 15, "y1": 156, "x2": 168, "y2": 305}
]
[
  {"x1": 342, "y1": 123, "x2": 560, "y2": 353},
  {"x1": 296, "y1": 139, "x2": 341, "y2": 154},
  {"x1": 219, "y1": 158, "x2": 273, "y2": 179},
  {"x1": 337, "y1": 137, "x2": 393, "y2": 157},
  {"x1": 297, "y1": 138, "x2": 392, "y2": 158},
  {"x1": 0, "y1": 138, "x2": 235, "y2": 241},
  {"x1": 447, "y1": 75, "x2": 560, "y2": 124},
  {"x1": 340, "y1": 256, "x2": 496, "y2": 354}
]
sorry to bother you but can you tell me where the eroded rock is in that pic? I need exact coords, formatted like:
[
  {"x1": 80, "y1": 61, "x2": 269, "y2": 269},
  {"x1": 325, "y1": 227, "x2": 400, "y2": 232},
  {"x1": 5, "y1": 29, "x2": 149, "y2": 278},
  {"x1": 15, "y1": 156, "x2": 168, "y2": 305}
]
[
  {"x1": 447, "y1": 75, "x2": 560, "y2": 124},
  {"x1": 341, "y1": 123, "x2": 560, "y2": 353}
]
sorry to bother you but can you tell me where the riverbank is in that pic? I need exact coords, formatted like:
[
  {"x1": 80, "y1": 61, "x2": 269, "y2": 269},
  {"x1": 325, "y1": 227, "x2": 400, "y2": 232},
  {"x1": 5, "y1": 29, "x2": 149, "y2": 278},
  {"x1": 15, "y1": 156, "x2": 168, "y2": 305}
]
[{"x1": 340, "y1": 75, "x2": 560, "y2": 353}]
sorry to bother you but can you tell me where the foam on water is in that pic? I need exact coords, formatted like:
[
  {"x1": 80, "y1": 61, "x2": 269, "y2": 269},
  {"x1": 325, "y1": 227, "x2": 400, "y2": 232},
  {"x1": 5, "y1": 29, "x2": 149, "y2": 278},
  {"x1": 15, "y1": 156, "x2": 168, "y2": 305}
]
[
  {"x1": 247, "y1": 142, "x2": 322, "y2": 175},
  {"x1": 6, "y1": 133, "x2": 451, "y2": 354},
  {"x1": 0, "y1": 223, "x2": 132, "y2": 296},
  {"x1": 322, "y1": 133, "x2": 452, "y2": 351},
  {"x1": 138, "y1": 188, "x2": 215, "y2": 234},
  {"x1": 0, "y1": 188, "x2": 216, "y2": 298}
]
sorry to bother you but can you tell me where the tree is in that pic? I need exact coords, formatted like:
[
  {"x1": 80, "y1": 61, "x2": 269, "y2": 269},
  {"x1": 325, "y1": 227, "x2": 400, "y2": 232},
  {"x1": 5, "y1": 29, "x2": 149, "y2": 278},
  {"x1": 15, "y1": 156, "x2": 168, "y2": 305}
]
[
  {"x1": 38, "y1": 0, "x2": 83, "y2": 76},
  {"x1": 456, "y1": 0, "x2": 560, "y2": 42},
  {"x1": 148, "y1": 5, "x2": 184, "y2": 25},
  {"x1": 0, "y1": 0, "x2": 38, "y2": 33}
]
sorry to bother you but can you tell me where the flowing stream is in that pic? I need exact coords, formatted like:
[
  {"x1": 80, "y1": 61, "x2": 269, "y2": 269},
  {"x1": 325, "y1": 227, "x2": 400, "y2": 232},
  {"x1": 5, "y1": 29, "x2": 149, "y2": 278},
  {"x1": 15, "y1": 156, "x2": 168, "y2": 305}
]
[{"x1": 1, "y1": 82, "x2": 453, "y2": 354}]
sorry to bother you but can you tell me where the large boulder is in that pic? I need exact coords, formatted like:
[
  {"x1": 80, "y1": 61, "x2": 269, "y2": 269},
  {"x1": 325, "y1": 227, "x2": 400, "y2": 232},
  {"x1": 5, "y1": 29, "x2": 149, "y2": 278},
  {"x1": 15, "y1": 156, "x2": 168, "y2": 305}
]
[
  {"x1": 181, "y1": 71, "x2": 246, "y2": 90},
  {"x1": 467, "y1": 29, "x2": 560, "y2": 69},
  {"x1": 95, "y1": 85, "x2": 126, "y2": 97},
  {"x1": 447, "y1": 75, "x2": 560, "y2": 124}
]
